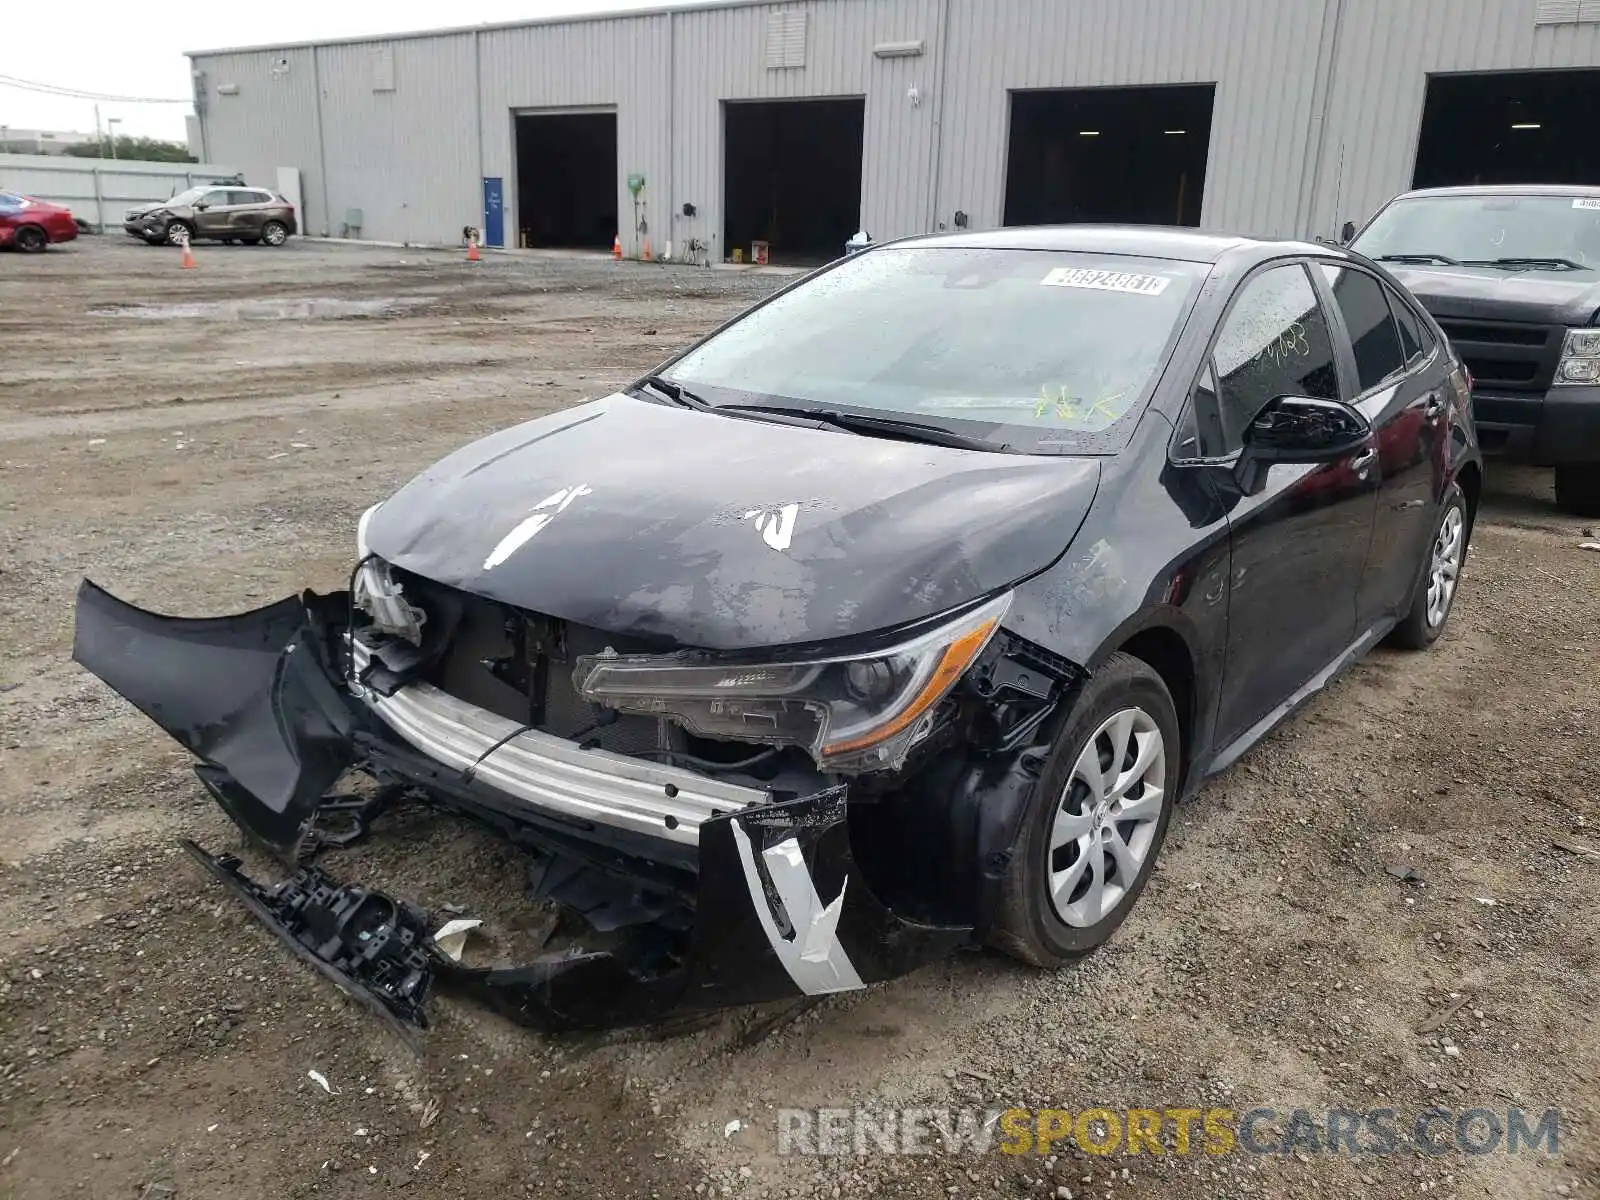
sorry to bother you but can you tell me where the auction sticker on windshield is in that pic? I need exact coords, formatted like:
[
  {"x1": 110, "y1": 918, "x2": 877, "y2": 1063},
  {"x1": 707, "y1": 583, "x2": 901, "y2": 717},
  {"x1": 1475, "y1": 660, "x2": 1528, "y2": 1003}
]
[
  {"x1": 1040, "y1": 267, "x2": 1172, "y2": 295},
  {"x1": 1573, "y1": 198, "x2": 1600, "y2": 210}
]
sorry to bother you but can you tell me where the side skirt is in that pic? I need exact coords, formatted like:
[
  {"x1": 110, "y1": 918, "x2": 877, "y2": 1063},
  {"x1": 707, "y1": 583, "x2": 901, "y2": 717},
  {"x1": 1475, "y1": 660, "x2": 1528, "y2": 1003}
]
[{"x1": 1202, "y1": 617, "x2": 1396, "y2": 780}]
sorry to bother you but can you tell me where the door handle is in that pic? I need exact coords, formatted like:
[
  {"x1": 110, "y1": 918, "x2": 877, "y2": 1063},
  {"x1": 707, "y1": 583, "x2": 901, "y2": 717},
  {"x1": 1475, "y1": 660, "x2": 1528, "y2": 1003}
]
[{"x1": 1350, "y1": 447, "x2": 1378, "y2": 478}]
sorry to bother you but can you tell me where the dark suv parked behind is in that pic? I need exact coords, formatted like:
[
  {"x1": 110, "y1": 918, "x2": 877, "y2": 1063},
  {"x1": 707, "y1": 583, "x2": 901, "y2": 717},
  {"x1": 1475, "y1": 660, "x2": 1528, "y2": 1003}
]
[
  {"x1": 124, "y1": 185, "x2": 297, "y2": 248},
  {"x1": 1349, "y1": 185, "x2": 1600, "y2": 515}
]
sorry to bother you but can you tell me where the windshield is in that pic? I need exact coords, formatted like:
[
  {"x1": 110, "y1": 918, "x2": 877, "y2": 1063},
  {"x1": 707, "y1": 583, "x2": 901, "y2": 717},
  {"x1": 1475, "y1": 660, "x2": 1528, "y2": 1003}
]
[
  {"x1": 165, "y1": 186, "x2": 209, "y2": 207},
  {"x1": 1353, "y1": 194, "x2": 1600, "y2": 271},
  {"x1": 661, "y1": 246, "x2": 1209, "y2": 453}
]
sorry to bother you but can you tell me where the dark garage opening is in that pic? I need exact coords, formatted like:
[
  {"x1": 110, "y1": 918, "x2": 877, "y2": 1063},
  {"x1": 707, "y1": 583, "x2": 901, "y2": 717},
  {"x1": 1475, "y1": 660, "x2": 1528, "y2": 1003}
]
[
  {"x1": 1003, "y1": 84, "x2": 1215, "y2": 227},
  {"x1": 724, "y1": 98, "x2": 865, "y2": 264},
  {"x1": 1413, "y1": 70, "x2": 1600, "y2": 189},
  {"x1": 514, "y1": 111, "x2": 617, "y2": 250}
]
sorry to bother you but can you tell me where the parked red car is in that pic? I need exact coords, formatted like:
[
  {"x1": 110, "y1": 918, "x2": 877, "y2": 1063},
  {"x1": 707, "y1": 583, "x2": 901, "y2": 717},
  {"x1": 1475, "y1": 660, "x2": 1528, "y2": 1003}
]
[{"x1": 0, "y1": 192, "x2": 79, "y2": 252}]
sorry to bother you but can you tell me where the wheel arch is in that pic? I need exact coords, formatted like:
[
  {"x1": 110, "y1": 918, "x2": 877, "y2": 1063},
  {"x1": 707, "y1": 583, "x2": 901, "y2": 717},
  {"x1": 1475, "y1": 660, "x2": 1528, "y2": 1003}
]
[{"x1": 1114, "y1": 623, "x2": 1198, "y2": 798}]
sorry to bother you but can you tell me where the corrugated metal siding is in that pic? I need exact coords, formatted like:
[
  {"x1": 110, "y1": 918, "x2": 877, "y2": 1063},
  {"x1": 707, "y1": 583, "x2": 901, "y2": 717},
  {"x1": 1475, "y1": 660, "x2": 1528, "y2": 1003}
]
[
  {"x1": 193, "y1": 48, "x2": 324, "y2": 232},
  {"x1": 478, "y1": 14, "x2": 672, "y2": 255},
  {"x1": 1311, "y1": 0, "x2": 1600, "y2": 237},
  {"x1": 317, "y1": 35, "x2": 479, "y2": 241},
  {"x1": 935, "y1": 0, "x2": 1333, "y2": 238},
  {"x1": 189, "y1": 0, "x2": 1600, "y2": 253},
  {"x1": 672, "y1": 0, "x2": 942, "y2": 253}
]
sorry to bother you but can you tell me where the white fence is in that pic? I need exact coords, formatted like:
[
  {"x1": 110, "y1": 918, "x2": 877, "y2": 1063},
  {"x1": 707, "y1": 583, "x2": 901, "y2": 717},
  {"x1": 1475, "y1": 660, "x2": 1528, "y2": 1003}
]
[{"x1": 0, "y1": 154, "x2": 244, "y2": 232}]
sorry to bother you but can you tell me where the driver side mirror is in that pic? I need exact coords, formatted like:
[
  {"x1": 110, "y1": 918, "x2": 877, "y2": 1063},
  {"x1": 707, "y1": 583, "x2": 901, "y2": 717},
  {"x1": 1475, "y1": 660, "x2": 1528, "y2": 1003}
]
[
  {"x1": 1225, "y1": 394, "x2": 1370, "y2": 497},
  {"x1": 1339, "y1": 220, "x2": 1356, "y2": 245},
  {"x1": 194, "y1": 200, "x2": 210, "y2": 210},
  {"x1": 1246, "y1": 394, "x2": 1371, "y2": 464}
]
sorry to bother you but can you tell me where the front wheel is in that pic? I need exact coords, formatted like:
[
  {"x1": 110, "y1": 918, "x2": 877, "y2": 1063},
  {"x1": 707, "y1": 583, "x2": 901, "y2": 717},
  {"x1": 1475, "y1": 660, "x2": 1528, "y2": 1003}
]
[
  {"x1": 165, "y1": 220, "x2": 195, "y2": 246},
  {"x1": 261, "y1": 221, "x2": 288, "y2": 247},
  {"x1": 1389, "y1": 483, "x2": 1468, "y2": 650},
  {"x1": 1554, "y1": 464, "x2": 1600, "y2": 518},
  {"x1": 989, "y1": 652, "x2": 1179, "y2": 968}
]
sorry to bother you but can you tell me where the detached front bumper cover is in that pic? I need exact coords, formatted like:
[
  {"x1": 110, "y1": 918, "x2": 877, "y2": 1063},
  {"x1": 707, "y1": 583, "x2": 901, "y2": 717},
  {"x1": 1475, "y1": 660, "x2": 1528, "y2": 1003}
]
[{"x1": 72, "y1": 580, "x2": 967, "y2": 1037}]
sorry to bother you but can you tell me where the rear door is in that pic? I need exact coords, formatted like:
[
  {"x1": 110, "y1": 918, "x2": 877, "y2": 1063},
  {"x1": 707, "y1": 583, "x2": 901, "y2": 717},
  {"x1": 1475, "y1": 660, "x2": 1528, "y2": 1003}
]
[
  {"x1": 1201, "y1": 261, "x2": 1380, "y2": 751},
  {"x1": 228, "y1": 190, "x2": 270, "y2": 236},
  {"x1": 1314, "y1": 261, "x2": 1445, "y2": 627}
]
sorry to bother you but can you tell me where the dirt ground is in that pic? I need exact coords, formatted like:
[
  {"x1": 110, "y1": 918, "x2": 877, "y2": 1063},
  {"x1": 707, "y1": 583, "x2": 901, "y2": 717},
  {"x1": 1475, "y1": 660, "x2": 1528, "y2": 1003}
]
[{"x1": 1, "y1": 236, "x2": 1596, "y2": 1200}]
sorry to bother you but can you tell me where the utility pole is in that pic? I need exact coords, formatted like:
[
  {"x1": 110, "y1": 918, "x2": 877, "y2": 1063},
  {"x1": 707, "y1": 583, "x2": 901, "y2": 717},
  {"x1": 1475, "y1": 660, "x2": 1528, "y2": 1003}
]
[{"x1": 107, "y1": 117, "x2": 122, "y2": 159}]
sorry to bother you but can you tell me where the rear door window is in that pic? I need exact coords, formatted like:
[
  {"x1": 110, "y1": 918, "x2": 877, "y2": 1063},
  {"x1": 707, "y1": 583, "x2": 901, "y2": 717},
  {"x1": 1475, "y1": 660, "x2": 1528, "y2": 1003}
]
[
  {"x1": 1385, "y1": 286, "x2": 1433, "y2": 364},
  {"x1": 1318, "y1": 264, "x2": 1406, "y2": 392}
]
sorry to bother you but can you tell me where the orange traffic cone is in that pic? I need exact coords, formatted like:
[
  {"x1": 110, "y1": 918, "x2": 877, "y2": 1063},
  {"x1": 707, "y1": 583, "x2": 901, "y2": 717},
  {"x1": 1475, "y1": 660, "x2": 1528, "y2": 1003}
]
[
  {"x1": 466, "y1": 235, "x2": 481, "y2": 263},
  {"x1": 611, "y1": 234, "x2": 623, "y2": 260},
  {"x1": 179, "y1": 238, "x2": 195, "y2": 270}
]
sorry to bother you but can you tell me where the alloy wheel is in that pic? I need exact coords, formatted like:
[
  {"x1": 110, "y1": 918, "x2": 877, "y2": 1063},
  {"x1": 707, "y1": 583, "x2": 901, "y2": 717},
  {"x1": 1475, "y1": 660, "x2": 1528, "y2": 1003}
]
[
  {"x1": 1047, "y1": 707, "x2": 1166, "y2": 928},
  {"x1": 263, "y1": 222, "x2": 287, "y2": 246},
  {"x1": 1426, "y1": 505, "x2": 1464, "y2": 629}
]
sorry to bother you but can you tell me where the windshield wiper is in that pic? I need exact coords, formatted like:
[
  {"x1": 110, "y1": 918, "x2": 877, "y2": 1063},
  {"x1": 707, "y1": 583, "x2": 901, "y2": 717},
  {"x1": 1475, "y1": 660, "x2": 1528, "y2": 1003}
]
[
  {"x1": 1461, "y1": 256, "x2": 1587, "y2": 272},
  {"x1": 720, "y1": 404, "x2": 1006, "y2": 452},
  {"x1": 636, "y1": 374, "x2": 715, "y2": 410},
  {"x1": 635, "y1": 379, "x2": 846, "y2": 431},
  {"x1": 1376, "y1": 253, "x2": 1462, "y2": 266}
]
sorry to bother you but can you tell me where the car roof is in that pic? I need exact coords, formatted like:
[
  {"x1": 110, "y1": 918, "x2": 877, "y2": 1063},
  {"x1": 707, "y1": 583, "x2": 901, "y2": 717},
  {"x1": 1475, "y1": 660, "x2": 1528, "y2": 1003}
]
[
  {"x1": 1390, "y1": 183, "x2": 1600, "y2": 201},
  {"x1": 890, "y1": 224, "x2": 1329, "y2": 265}
]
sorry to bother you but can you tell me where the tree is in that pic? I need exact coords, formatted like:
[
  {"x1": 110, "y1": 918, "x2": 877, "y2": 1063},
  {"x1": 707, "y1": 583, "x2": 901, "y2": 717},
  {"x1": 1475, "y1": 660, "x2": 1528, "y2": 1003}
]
[{"x1": 64, "y1": 136, "x2": 196, "y2": 163}]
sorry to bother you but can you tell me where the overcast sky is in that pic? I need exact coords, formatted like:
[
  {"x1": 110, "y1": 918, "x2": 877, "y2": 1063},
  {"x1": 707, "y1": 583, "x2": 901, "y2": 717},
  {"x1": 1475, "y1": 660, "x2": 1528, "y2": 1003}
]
[{"x1": 0, "y1": 0, "x2": 678, "y2": 143}]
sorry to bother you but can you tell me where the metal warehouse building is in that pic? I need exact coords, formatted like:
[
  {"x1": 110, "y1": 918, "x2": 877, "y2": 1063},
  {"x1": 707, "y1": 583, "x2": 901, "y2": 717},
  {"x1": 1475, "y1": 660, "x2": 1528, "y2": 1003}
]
[{"x1": 188, "y1": 0, "x2": 1600, "y2": 261}]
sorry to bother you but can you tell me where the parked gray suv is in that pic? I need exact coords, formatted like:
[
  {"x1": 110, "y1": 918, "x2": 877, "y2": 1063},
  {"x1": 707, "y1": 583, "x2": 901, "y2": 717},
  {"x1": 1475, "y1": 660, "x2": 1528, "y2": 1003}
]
[{"x1": 124, "y1": 185, "x2": 298, "y2": 248}]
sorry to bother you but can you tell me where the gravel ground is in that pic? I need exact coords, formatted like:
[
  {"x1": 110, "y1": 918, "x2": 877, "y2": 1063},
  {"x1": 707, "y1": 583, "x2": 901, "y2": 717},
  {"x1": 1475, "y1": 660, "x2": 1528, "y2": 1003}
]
[{"x1": 0, "y1": 236, "x2": 1596, "y2": 1200}]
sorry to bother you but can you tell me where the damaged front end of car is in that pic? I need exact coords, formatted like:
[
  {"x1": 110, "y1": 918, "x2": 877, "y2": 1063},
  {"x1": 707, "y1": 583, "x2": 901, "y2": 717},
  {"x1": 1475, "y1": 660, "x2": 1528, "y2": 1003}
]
[{"x1": 72, "y1": 549, "x2": 1085, "y2": 1039}]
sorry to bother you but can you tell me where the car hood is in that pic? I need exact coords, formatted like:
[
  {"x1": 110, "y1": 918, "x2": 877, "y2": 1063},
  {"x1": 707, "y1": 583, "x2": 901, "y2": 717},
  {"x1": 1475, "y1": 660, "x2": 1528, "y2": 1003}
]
[
  {"x1": 363, "y1": 393, "x2": 1102, "y2": 650},
  {"x1": 1386, "y1": 264, "x2": 1600, "y2": 326}
]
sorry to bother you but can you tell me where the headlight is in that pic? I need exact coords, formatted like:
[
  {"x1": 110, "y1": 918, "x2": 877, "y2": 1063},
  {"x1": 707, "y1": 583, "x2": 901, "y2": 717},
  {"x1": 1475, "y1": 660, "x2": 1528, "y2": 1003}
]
[
  {"x1": 353, "y1": 503, "x2": 426, "y2": 644},
  {"x1": 572, "y1": 592, "x2": 1012, "y2": 773},
  {"x1": 1555, "y1": 327, "x2": 1600, "y2": 386}
]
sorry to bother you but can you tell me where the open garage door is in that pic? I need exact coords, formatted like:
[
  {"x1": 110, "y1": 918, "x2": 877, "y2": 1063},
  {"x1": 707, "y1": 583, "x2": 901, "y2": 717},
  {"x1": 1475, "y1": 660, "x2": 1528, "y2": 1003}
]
[
  {"x1": 515, "y1": 111, "x2": 618, "y2": 250},
  {"x1": 1413, "y1": 70, "x2": 1600, "y2": 189},
  {"x1": 1004, "y1": 85, "x2": 1214, "y2": 228},
  {"x1": 724, "y1": 98, "x2": 864, "y2": 265}
]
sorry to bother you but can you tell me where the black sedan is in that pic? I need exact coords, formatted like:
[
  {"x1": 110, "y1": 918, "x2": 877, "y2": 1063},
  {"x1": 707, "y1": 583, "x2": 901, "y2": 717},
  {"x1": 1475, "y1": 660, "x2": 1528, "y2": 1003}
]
[{"x1": 72, "y1": 226, "x2": 1480, "y2": 1035}]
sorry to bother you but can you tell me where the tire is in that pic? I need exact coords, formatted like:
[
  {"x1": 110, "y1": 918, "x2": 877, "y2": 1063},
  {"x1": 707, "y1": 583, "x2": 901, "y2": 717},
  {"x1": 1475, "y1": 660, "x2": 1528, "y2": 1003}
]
[
  {"x1": 14, "y1": 225, "x2": 48, "y2": 253},
  {"x1": 989, "y1": 652, "x2": 1180, "y2": 968},
  {"x1": 1554, "y1": 464, "x2": 1600, "y2": 518},
  {"x1": 261, "y1": 221, "x2": 288, "y2": 247},
  {"x1": 165, "y1": 220, "x2": 194, "y2": 246},
  {"x1": 1389, "y1": 483, "x2": 1468, "y2": 650}
]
